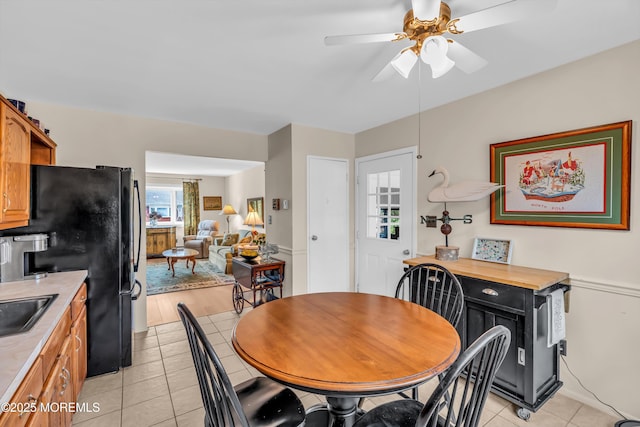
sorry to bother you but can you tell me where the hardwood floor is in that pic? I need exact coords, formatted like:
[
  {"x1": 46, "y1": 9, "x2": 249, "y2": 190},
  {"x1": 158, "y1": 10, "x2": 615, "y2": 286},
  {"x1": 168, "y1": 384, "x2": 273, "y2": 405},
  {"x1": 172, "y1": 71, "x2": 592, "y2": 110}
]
[{"x1": 146, "y1": 284, "x2": 235, "y2": 326}]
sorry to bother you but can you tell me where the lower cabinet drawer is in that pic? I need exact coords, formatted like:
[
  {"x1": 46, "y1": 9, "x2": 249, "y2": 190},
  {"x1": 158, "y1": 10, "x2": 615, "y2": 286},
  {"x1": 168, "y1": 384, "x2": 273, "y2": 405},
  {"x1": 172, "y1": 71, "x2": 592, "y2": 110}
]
[
  {"x1": 460, "y1": 276, "x2": 526, "y2": 314},
  {"x1": 0, "y1": 358, "x2": 43, "y2": 427}
]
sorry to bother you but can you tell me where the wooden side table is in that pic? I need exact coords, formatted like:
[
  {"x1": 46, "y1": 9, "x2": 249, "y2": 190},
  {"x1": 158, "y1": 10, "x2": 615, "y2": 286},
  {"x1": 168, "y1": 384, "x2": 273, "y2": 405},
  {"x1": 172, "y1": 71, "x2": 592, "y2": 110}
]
[{"x1": 231, "y1": 257, "x2": 285, "y2": 314}]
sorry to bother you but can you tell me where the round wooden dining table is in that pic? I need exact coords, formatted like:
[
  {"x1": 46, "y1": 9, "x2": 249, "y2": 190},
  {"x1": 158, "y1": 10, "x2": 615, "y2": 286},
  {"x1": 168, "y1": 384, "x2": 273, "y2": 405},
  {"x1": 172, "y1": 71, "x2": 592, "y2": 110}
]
[{"x1": 231, "y1": 292, "x2": 461, "y2": 427}]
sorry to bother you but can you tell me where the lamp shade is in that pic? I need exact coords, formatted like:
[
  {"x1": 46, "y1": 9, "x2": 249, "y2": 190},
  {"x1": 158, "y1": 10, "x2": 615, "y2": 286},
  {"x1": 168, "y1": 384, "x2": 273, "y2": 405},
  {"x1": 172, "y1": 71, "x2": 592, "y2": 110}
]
[
  {"x1": 220, "y1": 204, "x2": 237, "y2": 215},
  {"x1": 391, "y1": 49, "x2": 418, "y2": 79},
  {"x1": 243, "y1": 211, "x2": 264, "y2": 227},
  {"x1": 421, "y1": 35, "x2": 455, "y2": 79}
]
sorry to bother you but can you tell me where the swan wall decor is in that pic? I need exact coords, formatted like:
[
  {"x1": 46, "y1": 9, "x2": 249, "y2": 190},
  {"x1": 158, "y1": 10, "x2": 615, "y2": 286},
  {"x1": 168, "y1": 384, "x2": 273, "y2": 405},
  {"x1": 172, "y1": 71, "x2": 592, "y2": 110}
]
[
  {"x1": 423, "y1": 166, "x2": 504, "y2": 261},
  {"x1": 427, "y1": 166, "x2": 503, "y2": 202}
]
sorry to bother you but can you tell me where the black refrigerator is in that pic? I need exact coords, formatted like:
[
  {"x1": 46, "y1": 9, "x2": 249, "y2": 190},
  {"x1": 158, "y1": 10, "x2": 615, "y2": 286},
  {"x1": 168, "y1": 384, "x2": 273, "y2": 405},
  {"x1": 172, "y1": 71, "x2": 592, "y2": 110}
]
[{"x1": 0, "y1": 165, "x2": 142, "y2": 377}]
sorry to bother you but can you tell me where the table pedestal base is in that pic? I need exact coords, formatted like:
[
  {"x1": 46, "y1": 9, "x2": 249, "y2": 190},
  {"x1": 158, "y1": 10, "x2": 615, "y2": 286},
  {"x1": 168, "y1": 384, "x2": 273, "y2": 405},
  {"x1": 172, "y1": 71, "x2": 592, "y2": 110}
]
[{"x1": 306, "y1": 397, "x2": 361, "y2": 427}]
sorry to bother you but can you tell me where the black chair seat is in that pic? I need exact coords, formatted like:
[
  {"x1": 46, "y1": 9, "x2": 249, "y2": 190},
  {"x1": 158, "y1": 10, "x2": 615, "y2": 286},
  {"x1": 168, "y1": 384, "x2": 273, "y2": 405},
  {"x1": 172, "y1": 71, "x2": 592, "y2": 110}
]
[
  {"x1": 355, "y1": 399, "x2": 423, "y2": 427},
  {"x1": 235, "y1": 377, "x2": 305, "y2": 427}
]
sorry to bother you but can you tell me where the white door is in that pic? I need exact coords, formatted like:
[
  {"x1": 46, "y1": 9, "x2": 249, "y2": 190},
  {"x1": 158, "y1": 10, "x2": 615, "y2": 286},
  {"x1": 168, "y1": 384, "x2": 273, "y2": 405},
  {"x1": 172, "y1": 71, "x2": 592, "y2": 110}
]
[
  {"x1": 308, "y1": 156, "x2": 349, "y2": 293},
  {"x1": 356, "y1": 148, "x2": 416, "y2": 296}
]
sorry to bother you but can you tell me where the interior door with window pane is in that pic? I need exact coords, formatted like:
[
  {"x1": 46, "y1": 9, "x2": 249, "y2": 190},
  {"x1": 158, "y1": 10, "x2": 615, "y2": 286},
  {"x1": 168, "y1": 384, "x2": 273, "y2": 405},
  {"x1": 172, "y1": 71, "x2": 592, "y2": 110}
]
[{"x1": 356, "y1": 150, "x2": 415, "y2": 296}]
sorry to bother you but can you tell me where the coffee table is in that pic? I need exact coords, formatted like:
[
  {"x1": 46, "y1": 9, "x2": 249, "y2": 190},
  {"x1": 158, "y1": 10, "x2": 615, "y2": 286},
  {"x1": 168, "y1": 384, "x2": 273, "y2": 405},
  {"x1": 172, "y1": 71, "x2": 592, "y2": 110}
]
[{"x1": 162, "y1": 248, "x2": 199, "y2": 277}]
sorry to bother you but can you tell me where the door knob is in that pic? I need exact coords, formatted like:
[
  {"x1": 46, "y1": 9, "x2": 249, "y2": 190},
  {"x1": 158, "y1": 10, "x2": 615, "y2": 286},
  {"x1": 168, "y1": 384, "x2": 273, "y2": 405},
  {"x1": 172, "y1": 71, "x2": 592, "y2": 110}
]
[
  {"x1": 403, "y1": 249, "x2": 410, "y2": 255},
  {"x1": 311, "y1": 235, "x2": 318, "y2": 241}
]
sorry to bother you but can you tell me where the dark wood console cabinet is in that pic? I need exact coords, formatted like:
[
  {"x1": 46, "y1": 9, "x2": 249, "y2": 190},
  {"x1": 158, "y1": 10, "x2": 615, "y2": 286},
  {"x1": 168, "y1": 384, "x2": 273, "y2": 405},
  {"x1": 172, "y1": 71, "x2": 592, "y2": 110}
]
[{"x1": 405, "y1": 256, "x2": 571, "y2": 420}]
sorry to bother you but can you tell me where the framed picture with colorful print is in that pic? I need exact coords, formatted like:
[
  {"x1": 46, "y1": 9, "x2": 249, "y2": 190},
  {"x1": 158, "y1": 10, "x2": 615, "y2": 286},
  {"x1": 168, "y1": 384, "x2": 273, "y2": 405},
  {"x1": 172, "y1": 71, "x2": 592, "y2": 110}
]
[{"x1": 490, "y1": 120, "x2": 631, "y2": 230}]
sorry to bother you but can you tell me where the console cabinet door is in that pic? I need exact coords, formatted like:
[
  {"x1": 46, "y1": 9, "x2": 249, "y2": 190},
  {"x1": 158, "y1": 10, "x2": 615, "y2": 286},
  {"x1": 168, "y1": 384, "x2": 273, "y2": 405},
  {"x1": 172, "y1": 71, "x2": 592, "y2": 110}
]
[
  {"x1": 463, "y1": 300, "x2": 526, "y2": 399},
  {"x1": 0, "y1": 105, "x2": 31, "y2": 228}
]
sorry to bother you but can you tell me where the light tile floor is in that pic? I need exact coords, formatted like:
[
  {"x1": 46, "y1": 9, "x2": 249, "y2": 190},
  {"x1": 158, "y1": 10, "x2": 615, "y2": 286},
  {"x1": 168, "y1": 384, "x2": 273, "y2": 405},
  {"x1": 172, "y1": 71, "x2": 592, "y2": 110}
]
[{"x1": 72, "y1": 309, "x2": 619, "y2": 427}]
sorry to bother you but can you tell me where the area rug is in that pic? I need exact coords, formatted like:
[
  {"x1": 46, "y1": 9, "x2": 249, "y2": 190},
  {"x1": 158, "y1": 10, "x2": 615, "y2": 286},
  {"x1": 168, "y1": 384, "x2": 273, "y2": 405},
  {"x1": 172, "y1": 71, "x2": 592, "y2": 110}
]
[{"x1": 146, "y1": 259, "x2": 235, "y2": 295}]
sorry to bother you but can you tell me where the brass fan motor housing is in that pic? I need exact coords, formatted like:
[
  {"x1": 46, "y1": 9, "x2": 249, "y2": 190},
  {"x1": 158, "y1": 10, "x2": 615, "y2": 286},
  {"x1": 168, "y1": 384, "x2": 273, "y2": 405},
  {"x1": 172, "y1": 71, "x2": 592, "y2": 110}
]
[{"x1": 401, "y1": 2, "x2": 461, "y2": 53}]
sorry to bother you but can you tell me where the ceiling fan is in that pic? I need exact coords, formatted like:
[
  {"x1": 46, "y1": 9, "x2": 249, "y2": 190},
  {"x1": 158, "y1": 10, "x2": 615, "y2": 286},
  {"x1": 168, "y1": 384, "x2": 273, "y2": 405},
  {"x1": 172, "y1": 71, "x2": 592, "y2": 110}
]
[{"x1": 325, "y1": 0, "x2": 558, "y2": 80}]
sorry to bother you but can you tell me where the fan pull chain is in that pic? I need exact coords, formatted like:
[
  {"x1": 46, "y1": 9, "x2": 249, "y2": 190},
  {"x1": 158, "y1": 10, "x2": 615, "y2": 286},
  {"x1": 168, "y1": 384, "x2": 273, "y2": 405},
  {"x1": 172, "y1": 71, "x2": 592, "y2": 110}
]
[{"x1": 417, "y1": 61, "x2": 423, "y2": 160}]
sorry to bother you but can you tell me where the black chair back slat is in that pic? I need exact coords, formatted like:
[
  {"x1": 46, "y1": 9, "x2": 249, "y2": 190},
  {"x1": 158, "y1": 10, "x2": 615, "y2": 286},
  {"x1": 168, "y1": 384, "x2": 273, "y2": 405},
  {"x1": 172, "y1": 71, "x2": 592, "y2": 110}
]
[
  {"x1": 178, "y1": 303, "x2": 251, "y2": 427},
  {"x1": 396, "y1": 263, "x2": 464, "y2": 328},
  {"x1": 418, "y1": 325, "x2": 511, "y2": 427}
]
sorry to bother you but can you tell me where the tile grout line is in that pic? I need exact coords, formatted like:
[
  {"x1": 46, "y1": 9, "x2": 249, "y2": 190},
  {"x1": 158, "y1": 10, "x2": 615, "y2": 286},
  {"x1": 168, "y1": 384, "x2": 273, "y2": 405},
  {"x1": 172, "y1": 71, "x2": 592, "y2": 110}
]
[{"x1": 158, "y1": 325, "x2": 181, "y2": 426}]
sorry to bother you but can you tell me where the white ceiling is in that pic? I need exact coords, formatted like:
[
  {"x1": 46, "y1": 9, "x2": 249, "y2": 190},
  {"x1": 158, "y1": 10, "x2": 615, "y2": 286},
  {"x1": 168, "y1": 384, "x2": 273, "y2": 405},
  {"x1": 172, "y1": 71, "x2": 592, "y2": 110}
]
[
  {"x1": 1, "y1": 0, "x2": 639, "y2": 136},
  {"x1": 145, "y1": 151, "x2": 263, "y2": 177}
]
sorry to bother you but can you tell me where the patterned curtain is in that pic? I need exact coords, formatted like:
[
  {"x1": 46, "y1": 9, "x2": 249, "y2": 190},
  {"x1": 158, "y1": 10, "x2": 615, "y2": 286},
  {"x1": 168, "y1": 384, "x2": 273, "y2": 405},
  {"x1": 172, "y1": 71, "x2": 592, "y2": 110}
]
[{"x1": 183, "y1": 181, "x2": 200, "y2": 236}]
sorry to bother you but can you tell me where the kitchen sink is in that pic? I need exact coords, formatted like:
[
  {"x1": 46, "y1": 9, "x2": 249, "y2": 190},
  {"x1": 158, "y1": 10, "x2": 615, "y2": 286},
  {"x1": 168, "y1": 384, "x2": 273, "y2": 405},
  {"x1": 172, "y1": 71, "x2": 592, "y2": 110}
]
[{"x1": 0, "y1": 294, "x2": 58, "y2": 337}]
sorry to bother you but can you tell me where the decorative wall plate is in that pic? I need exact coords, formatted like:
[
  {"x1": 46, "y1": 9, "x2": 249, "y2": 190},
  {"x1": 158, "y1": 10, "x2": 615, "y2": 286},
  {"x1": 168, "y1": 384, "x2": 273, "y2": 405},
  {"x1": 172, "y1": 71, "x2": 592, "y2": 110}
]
[{"x1": 471, "y1": 237, "x2": 513, "y2": 264}]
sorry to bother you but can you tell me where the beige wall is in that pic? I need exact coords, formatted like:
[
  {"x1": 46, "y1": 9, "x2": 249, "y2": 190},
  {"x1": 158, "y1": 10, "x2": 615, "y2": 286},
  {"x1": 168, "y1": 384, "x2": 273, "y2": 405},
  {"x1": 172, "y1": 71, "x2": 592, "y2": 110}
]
[
  {"x1": 24, "y1": 102, "x2": 268, "y2": 333},
  {"x1": 355, "y1": 40, "x2": 640, "y2": 418},
  {"x1": 224, "y1": 165, "x2": 265, "y2": 234},
  {"x1": 263, "y1": 124, "x2": 355, "y2": 296},
  {"x1": 266, "y1": 126, "x2": 293, "y2": 249}
]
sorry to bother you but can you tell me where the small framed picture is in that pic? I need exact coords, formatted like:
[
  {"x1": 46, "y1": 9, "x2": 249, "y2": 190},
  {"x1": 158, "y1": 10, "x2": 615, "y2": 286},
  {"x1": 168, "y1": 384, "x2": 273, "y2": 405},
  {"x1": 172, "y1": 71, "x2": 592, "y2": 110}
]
[
  {"x1": 203, "y1": 196, "x2": 222, "y2": 211},
  {"x1": 471, "y1": 238, "x2": 513, "y2": 264}
]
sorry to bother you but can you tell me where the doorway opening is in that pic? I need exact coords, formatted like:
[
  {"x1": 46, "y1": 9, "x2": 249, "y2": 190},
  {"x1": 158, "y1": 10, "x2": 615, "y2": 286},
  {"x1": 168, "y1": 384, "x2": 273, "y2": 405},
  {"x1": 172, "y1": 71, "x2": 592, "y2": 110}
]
[{"x1": 144, "y1": 151, "x2": 264, "y2": 325}]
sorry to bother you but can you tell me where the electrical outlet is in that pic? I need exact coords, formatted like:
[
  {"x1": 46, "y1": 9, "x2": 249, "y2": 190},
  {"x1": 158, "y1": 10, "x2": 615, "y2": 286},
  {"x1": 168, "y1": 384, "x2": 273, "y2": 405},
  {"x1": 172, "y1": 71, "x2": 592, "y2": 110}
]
[{"x1": 559, "y1": 339, "x2": 567, "y2": 356}]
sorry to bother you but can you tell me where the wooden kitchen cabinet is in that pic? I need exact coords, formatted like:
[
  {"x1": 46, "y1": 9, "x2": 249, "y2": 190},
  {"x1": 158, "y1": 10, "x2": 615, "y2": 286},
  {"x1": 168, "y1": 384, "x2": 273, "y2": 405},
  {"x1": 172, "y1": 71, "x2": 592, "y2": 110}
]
[
  {"x1": 146, "y1": 226, "x2": 177, "y2": 257},
  {"x1": 0, "y1": 95, "x2": 56, "y2": 230},
  {"x1": 0, "y1": 360, "x2": 43, "y2": 427},
  {"x1": 70, "y1": 285, "x2": 87, "y2": 398},
  {"x1": 0, "y1": 104, "x2": 31, "y2": 228},
  {"x1": 0, "y1": 283, "x2": 87, "y2": 427},
  {"x1": 41, "y1": 336, "x2": 74, "y2": 427}
]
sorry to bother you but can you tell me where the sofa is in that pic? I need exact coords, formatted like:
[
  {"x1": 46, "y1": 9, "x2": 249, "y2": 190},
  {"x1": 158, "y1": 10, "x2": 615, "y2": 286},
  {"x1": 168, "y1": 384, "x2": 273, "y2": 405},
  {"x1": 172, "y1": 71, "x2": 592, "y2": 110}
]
[
  {"x1": 208, "y1": 230, "x2": 251, "y2": 273},
  {"x1": 208, "y1": 229, "x2": 268, "y2": 274},
  {"x1": 183, "y1": 220, "x2": 221, "y2": 259}
]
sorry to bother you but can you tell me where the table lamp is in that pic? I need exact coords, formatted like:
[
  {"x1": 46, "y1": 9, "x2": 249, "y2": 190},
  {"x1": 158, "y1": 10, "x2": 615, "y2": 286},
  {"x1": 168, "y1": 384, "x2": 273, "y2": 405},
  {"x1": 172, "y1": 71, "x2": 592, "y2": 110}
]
[
  {"x1": 243, "y1": 206, "x2": 263, "y2": 242},
  {"x1": 219, "y1": 204, "x2": 237, "y2": 234}
]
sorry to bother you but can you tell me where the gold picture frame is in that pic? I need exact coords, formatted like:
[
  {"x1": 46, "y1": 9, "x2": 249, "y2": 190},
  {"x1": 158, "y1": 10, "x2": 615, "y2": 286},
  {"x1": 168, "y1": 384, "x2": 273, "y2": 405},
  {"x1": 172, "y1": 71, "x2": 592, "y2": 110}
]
[
  {"x1": 490, "y1": 121, "x2": 631, "y2": 229},
  {"x1": 203, "y1": 196, "x2": 222, "y2": 211},
  {"x1": 247, "y1": 197, "x2": 264, "y2": 222}
]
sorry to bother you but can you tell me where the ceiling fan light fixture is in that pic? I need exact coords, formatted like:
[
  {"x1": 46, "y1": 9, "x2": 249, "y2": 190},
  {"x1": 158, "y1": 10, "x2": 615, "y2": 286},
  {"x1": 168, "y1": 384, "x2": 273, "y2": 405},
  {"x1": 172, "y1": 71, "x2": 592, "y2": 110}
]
[
  {"x1": 421, "y1": 35, "x2": 455, "y2": 78},
  {"x1": 390, "y1": 49, "x2": 418, "y2": 79}
]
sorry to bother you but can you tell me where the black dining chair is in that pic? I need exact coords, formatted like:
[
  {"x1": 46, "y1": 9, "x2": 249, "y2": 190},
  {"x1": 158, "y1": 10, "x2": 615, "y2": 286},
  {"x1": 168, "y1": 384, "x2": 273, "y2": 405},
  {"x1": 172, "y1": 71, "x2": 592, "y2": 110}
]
[
  {"x1": 397, "y1": 263, "x2": 464, "y2": 400},
  {"x1": 177, "y1": 303, "x2": 306, "y2": 427},
  {"x1": 358, "y1": 263, "x2": 465, "y2": 411},
  {"x1": 353, "y1": 325, "x2": 511, "y2": 427}
]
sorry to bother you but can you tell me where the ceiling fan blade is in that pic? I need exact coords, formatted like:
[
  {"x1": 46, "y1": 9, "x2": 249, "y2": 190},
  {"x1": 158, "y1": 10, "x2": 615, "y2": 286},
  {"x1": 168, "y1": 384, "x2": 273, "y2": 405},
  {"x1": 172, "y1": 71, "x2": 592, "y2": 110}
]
[
  {"x1": 447, "y1": 41, "x2": 488, "y2": 74},
  {"x1": 455, "y1": 0, "x2": 558, "y2": 33},
  {"x1": 324, "y1": 33, "x2": 406, "y2": 46},
  {"x1": 411, "y1": 0, "x2": 441, "y2": 21}
]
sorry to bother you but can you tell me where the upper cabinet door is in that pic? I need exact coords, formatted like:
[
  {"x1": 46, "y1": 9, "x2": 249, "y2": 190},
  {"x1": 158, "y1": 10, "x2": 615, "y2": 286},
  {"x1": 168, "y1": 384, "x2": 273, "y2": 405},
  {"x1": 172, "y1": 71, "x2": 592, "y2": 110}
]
[{"x1": 0, "y1": 104, "x2": 31, "y2": 228}]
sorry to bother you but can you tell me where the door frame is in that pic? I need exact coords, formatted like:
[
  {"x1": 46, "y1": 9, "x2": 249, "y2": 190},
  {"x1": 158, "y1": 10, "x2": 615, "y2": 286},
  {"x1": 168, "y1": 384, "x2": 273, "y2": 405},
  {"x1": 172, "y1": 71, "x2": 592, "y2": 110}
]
[
  {"x1": 355, "y1": 147, "x2": 417, "y2": 293},
  {"x1": 306, "y1": 155, "x2": 350, "y2": 293}
]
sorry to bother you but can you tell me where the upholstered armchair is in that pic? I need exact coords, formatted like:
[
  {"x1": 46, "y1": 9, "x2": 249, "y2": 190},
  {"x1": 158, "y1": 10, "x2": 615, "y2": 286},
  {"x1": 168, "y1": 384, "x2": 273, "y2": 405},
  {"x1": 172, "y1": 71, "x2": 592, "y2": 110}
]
[{"x1": 183, "y1": 220, "x2": 221, "y2": 258}]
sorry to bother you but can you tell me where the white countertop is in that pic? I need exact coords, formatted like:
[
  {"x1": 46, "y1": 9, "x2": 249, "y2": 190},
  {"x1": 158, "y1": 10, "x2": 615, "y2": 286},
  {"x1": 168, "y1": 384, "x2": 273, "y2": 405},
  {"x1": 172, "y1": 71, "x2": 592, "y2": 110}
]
[{"x1": 0, "y1": 270, "x2": 87, "y2": 404}]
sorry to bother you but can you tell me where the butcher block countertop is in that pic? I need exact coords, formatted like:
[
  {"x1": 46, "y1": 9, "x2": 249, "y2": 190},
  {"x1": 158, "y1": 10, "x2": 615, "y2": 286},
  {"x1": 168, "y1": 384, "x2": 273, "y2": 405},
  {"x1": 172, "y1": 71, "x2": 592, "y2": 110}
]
[
  {"x1": 404, "y1": 256, "x2": 569, "y2": 291},
  {"x1": 0, "y1": 270, "x2": 87, "y2": 404}
]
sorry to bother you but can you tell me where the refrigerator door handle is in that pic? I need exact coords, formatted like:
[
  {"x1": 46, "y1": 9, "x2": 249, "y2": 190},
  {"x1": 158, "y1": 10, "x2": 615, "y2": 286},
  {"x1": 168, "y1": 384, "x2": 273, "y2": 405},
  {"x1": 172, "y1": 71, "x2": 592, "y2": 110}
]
[
  {"x1": 134, "y1": 180, "x2": 142, "y2": 273},
  {"x1": 131, "y1": 279, "x2": 142, "y2": 301}
]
